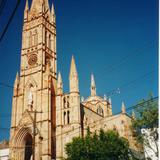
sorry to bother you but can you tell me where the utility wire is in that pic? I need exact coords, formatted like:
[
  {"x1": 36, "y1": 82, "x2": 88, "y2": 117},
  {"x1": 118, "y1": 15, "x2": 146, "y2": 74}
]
[
  {"x1": 0, "y1": 97, "x2": 158, "y2": 151},
  {"x1": 0, "y1": 70, "x2": 155, "y2": 95},
  {"x1": 0, "y1": 70, "x2": 156, "y2": 117},
  {"x1": 0, "y1": 70, "x2": 156, "y2": 119},
  {"x1": 0, "y1": 96, "x2": 158, "y2": 131},
  {"x1": 0, "y1": 0, "x2": 21, "y2": 42},
  {"x1": 0, "y1": 0, "x2": 8, "y2": 15},
  {"x1": 95, "y1": 40, "x2": 156, "y2": 78}
]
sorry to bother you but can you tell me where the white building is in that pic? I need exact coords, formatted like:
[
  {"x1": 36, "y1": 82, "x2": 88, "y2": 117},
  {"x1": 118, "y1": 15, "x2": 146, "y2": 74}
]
[{"x1": 141, "y1": 128, "x2": 159, "y2": 160}]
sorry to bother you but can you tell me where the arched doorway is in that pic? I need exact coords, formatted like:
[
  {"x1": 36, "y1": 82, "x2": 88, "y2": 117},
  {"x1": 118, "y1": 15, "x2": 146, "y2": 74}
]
[{"x1": 24, "y1": 134, "x2": 33, "y2": 160}]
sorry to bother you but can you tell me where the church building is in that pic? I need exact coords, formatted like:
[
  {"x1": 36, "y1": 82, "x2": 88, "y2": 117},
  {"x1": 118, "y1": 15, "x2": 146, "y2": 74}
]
[{"x1": 9, "y1": 0, "x2": 137, "y2": 159}]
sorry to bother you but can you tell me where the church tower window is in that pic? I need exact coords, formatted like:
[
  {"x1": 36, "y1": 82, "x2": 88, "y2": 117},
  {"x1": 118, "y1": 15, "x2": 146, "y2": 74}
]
[
  {"x1": 64, "y1": 111, "x2": 66, "y2": 125},
  {"x1": 97, "y1": 106, "x2": 104, "y2": 116},
  {"x1": 67, "y1": 102, "x2": 69, "y2": 108},
  {"x1": 63, "y1": 97, "x2": 66, "y2": 108},
  {"x1": 45, "y1": 31, "x2": 47, "y2": 46},
  {"x1": 67, "y1": 111, "x2": 70, "y2": 124},
  {"x1": 48, "y1": 34, "x2": 51, "y2": 49}
]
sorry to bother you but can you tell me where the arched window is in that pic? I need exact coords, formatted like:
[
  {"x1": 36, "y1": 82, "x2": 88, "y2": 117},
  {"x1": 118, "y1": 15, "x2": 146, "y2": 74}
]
[
  {"x1": 48, "y1": 34, "x2": 51, "y2": 49},
  {"x1": 63, "y1": 97, "x2": 66, "y2": 108},
  {"x1": 64, "y1": 111, "x2": 66, "y2": 125},
  {"x1": 45, "y1": 31, "x2": 47, "y2": 46},
  {"x1": 67, "y1": 102, "x2": 69, "y2": 108},
  {"x1": 67, "y1": 111, "x2": 70, "y2": 124},
  {"x1": 97, "y1": 106, "x2": 104, "y2": 116}
]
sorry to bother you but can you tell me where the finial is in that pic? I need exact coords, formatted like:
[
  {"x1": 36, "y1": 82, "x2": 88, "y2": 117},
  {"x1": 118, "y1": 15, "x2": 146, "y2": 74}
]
[
  {"x1": 69, "y1": 55, "x2": 79, "y2": 93},
  {"x1": 109, "y1": 97, "x2": 112, "y2": 104},
  {"x1": 51, "y1": 3, "x2": 55, "y2": 15},
  {"x1": 14, "y1": 72, "x2": 19, "y2": 87},
  {"x1": 25, "y1": 0, "x2": 29, "y2": 11},
  {"x1": 50, "y1": 3, "x2": 56, "y2": 23},
  {"x1": 121, "y1": 101, "x2": 126, "y2": 114},
  {"x1": 69, "y1": 55, "x2": 78, "y2": 78},
  {"x1": 57, "y1": 72, "x2": 63, "y2": 95},
  {"x1": 91, "y1": 74, "x2": 96, "y2": 96}
]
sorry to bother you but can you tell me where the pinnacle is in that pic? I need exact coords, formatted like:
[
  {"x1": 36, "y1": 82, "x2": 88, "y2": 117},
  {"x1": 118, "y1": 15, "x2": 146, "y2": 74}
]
[
  {"x1": 69, "y1": 55, "x2": 78, "y2": 78},
  {"x1": 91, "y1": 74, "x2": 96, "y2": 87},
  {"x1": 51, "y1": 3, "x2": 55, "y2": 15},
  {"x1": 25, "y1": 0, "x2": 29, "y2": 11},
  {"x1": 30, "y1": 0, "x2": 50, "y2": 13},
  {"x1": 109, "y1": 97, "x2": 112, "y2": 104},
  {"x1": 14, "y1": 72, "x2": 19, "y2": 86},
  {"x1": 91, "y1": 73, "x2": 96, "y2": 96},
  {"x1": 121, "y1": 101, "x2": 126, "y2": 114},
  {"x1": 58, "y1": 72, "x2": 62, "y2": 84}
]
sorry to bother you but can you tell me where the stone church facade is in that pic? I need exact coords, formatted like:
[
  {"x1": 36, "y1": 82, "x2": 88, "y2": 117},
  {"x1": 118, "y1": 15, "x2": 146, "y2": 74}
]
[{"x1": 9, "y1": 0, "x2": 137, "y2": 159}]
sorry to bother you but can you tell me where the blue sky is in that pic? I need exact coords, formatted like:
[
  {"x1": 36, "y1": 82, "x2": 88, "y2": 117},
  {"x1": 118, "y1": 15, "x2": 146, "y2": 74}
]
[{"x1": 0, "y1": 0, "x2": 158, "y2": 141}]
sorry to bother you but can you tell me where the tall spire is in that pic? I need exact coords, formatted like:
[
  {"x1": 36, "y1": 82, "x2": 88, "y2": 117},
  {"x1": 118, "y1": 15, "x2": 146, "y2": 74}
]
[
  {"x1": 69, "y1": 55, "x2": 78, "y2": 78},
  {"x1": 44, "y1": 0, "x2": 50, "y2": 11},
  {"x1": 30, "y1": 0, "x2": 50, "y2": 14},
  {"x1": 14, "y1": 72, "x2": 19, "y2": 87},
  {"x1": 91, "y1": 74, "x2": 96, "y2": 96},
  {"x1": 57, "y1": 72, "x2": 63, "y2": 95},
  {"x1": 24, "y1": 0, "x2": 29, "y2": 20},
  {"x1": 109, "y1": 97, "x2": 112, "y2": 104},
  {"x1": 121, "y1": 101, "x2": 126, "y2": 114},
  {"x1": 50, "y1": 3, "x2": 56, "y2": 23},
  {"x1": 13, "y1": 72, "x2": 19, "y2": 96},
  {"x1": 25, "y1": 0, "x2": 29, "y2": 11},
  {"x1": 69, "y1": 56, "x2": 79, "y2": 93}
]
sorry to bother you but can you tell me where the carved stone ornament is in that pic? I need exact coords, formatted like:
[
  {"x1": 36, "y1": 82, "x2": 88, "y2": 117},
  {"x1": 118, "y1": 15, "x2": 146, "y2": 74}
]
[{"x1": 28, "y1": 54, "x2": 37, "y2": 66}]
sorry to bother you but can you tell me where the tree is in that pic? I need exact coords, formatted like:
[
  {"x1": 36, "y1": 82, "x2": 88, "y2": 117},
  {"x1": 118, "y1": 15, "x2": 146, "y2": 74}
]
[
  {"x1": 132, "y1": 94, "x2": 158, "y2": 159},
  {"x1": 65, "y1": 129, "x2": 131, "y2": 160}
]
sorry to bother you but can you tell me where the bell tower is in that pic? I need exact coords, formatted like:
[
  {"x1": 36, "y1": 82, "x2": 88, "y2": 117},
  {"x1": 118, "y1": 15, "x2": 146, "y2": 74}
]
[{"x1": 9, "y1": 0, "x2": 57, "y2": 159}]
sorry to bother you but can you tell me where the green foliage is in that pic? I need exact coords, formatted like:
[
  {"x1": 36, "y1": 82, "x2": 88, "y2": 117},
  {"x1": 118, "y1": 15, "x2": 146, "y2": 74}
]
[
  {"x1": 132, "y1": 94, "x2": 158, "y2": 142},
  {"x1": 65, "y1": 129, "x2": 130, "y2": 160}
]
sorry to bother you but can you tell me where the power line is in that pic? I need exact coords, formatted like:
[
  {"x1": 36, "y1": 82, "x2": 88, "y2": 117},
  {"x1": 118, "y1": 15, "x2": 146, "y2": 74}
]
[
  {"x1": 0, "y1": 70, "x2": 156, "y2": 118},
  {"x1": 0, "y1": 0, "x2": 8, "y2": 15},
  {"x1": 0, "y1": 0, "x2": 21, "y2": 42},
  {"x1": 0, "y1": 70, "x2": 155, "y2": 94},
  {"x1": 0, "y1": 96, "x2": 158, "y2": 132},
  {"x1": 96, "y1": 40, "x2": 156, "y2": 78}
]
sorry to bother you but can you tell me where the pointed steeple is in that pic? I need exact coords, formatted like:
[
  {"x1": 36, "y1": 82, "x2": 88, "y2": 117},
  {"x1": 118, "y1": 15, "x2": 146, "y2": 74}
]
[
  {"x1": 30, "y1": 0, "x2": 50, "y2": 14},
  {"x1": 14, "y1": 72, "x2": 19, "y2": 96},
  {"x1": 69, "y1": 55, "x2": 79, "y2": 93},
  {"x1": 25, "y1": 0, "x2": 29, "y2": 11},
  {"x1": 57, "y1": 72, "x2": 63, "y2": 95},
  {"x1": 69, "y1": 55, "x2": 78, "y2": 78},
  {"x1": 44, "y1": 0, "x2": 50, "y2": 11},
  {"x1": 14, "y1": 72, "x2": 19, "y2": 87},
  {"x1": 121, "y1": 101, "x2": 126, "y2": 114},
  {"x1": 91, "y1": 74, "x2": 96, "y2": 96},
  {"x1": 24, "y1": 0, "x2": 29, "y2": 20},
  {"x1": 109, "y1": 97, "x2": 112, "y2": 105},
  {"x1": 50, "y1": 3, "x2": 56, "y2": 23}
]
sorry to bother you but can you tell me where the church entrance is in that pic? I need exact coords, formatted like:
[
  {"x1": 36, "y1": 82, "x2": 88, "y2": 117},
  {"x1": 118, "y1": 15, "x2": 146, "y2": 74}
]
[{"x1": 24, "y1": 134, "x2": 33, "y2": 160}]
